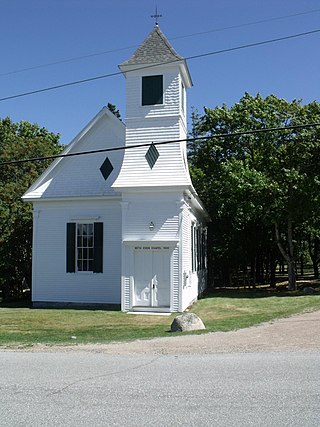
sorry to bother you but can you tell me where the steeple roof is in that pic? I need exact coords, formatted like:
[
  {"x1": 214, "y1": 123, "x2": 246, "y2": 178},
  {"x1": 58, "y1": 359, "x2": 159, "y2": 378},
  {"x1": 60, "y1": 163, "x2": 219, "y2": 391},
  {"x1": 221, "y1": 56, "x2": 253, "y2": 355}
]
[
  {"x1": 120, "y1": 26, "x2": 183, "y2": 66},
  {"x1": 120, "y1": 25, "x2": 192, "y2": 87}
]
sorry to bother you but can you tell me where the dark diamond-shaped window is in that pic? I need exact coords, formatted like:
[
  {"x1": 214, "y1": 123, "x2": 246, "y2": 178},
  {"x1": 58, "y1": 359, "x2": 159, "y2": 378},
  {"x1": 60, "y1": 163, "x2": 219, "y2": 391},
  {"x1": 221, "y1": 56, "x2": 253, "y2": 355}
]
[
  {"x1": 145, "y1": 143, "x2": 159, "y2": 169},
  {"x1": 100, "y1": 157, "x2": 114, "y2": 180}
]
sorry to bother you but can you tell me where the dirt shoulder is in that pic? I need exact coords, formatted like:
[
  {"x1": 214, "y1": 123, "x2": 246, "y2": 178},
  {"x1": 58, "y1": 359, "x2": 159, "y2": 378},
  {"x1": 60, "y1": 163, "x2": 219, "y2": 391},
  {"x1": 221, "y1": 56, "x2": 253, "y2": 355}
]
[{"x1": 5, "y1": 309, "x2": 320, "y2": 354}]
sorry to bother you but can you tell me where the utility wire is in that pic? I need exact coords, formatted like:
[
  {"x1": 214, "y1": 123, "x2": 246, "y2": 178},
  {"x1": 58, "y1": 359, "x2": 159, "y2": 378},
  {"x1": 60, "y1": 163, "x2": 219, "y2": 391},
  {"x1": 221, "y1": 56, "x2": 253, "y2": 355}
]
[
  {"x1": 170, "y1": 8, "x2": 320, "y2": 41},
  {"x1": 1, "y1": 8, "x2": 319, "y2": 77},
  {"x1": 0, "y1": 28, "x2": 319, "y2": 103},
  {"x1": 0, "y1": 46, "x2": 136, "y2": 78},
  {"x1": 1, "y1": 122, "x2": 319, "y2": 167}
]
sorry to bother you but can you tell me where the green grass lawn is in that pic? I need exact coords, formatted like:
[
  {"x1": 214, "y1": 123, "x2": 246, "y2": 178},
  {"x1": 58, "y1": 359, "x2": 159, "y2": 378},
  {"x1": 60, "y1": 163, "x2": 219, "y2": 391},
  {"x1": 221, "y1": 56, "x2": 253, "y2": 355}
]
[{"x1": 1, "y1": 289, "x2": 320, "y2": 347}]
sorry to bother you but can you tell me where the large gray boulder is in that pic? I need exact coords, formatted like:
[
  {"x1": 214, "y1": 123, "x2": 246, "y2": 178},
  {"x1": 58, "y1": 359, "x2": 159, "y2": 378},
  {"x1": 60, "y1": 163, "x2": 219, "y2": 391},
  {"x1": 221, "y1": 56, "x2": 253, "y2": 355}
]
[{"x1": 171, "y1": 313, "x2": 206, "y2": 332}]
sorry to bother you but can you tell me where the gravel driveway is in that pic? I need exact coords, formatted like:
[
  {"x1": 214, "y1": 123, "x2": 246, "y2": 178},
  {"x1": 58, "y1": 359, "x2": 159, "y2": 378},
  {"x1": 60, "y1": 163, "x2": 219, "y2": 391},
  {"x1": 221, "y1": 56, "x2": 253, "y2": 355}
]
[{"x1": 10, "y1": 309, "x2": 320, "y2": 355}]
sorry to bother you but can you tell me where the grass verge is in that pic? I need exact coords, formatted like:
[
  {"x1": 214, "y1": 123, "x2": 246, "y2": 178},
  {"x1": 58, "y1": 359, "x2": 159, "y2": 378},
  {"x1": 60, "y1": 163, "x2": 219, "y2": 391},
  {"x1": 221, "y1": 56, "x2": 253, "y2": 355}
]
[{"x1": 0, "y1": 289, "x2": 320, "y2": 347}]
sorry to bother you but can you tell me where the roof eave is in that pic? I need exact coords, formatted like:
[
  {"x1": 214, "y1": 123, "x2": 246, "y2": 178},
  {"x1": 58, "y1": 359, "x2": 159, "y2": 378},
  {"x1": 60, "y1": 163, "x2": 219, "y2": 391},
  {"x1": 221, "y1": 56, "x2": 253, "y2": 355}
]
[
  {"x1": 180, "y1": 60, "x2": 193, "y2": 88},
  {"x1": 185, "y1": 187, "x2": 211, "y2": 221},
  {"x1": 22, "y1": 107, "x2": 125, "y2": 200},
  {"x1": 119, "y1": 59, "x2": 193, "y2": 87}
]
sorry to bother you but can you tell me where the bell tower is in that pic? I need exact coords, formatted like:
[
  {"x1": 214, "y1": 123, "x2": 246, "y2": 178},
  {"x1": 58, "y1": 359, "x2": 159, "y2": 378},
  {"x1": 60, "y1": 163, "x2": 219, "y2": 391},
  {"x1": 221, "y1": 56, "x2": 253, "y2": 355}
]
[
  {"x1": 120, "y1": 25, "x2": 192, "y2": 144},
  {"x1": 113, "y1": 26, "x2": 193, "y2": 188}
]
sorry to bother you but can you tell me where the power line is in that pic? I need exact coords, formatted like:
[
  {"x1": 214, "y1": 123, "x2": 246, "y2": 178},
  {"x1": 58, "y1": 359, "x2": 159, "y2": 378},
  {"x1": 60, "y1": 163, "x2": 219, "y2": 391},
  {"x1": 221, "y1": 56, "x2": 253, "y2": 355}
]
[
  {"x1": 186, "y1": 28, "x2": 320, "y2": 61},
  {"x1": 1, "y1": 8, "x2": 319, "y2": 78},
  {"x1": 171, "y1": 9, "x2": 320, "y2": 41},
  {"x1": 0, "y1": 46, "x2": 136, "y2": 78},
  {"x1": 0, "y1": 28, "x2": 319, "y2": 103},
  {"x1": 1, "y1": 122, "x2": 319, "y2": 167}
]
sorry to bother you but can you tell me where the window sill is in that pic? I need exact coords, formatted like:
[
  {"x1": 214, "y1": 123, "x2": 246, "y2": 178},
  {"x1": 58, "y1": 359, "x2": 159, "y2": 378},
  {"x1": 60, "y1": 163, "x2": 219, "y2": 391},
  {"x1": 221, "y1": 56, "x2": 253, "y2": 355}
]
[{"x1": 75, "y1": 271, "x2": 94, "y2": 275}]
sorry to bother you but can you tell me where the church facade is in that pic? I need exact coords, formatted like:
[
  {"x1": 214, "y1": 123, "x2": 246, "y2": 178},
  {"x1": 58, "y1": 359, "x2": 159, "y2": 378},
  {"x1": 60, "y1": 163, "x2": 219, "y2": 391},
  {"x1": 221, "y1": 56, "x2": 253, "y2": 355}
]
[{"x1": 23, "y1": 25, "x2": 209, "y2": 312}]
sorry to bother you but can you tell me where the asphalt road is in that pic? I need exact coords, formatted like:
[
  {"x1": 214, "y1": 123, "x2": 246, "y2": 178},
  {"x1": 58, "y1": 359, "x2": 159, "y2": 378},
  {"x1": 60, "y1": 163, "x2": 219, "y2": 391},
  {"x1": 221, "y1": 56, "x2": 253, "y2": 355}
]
[{"x1": 0, "y1": 350, "x2": 319, "y2": 426}]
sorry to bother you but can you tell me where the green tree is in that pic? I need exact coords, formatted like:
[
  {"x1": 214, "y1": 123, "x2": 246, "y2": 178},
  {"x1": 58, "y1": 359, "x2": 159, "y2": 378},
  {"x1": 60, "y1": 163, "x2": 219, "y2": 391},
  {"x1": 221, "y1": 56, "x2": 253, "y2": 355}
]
[
  {"x1": 0, "y1": 118, "x2": 61, "y2": 299},
  {"x1": 107, "y1": 103, "x2": 121, "y2": 120},
  {"x1": 189, "y1": 94, "x2": 320, "y2": 290}
]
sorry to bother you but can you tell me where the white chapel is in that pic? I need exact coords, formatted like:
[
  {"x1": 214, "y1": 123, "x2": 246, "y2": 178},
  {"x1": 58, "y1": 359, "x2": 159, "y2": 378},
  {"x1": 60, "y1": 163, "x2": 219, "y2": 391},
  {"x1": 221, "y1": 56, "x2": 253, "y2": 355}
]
[{"x1": 23, "y1": 24, "x2": 209, "y2": 312}]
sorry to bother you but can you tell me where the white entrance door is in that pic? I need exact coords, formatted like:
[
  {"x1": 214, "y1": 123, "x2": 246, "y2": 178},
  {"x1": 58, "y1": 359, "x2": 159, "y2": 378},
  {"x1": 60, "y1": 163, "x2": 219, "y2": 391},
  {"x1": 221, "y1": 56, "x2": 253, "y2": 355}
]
[{"x1": 133, "y1": 248, "x2": 171, "y2": 308}]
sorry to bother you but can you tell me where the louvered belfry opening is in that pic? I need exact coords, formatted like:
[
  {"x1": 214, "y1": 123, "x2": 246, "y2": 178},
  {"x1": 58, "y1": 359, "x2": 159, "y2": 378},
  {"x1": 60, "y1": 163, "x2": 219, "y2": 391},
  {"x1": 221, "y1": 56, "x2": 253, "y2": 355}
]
[
  {"x1": 145, "y1": 143, "x2": 159, "y2": 169},
  {"x1": 142, "y1": 75, "x2": 163, "y2": 105},
  {"x1": 100, "y1": 157, "x2": 114, "y2": 180}
]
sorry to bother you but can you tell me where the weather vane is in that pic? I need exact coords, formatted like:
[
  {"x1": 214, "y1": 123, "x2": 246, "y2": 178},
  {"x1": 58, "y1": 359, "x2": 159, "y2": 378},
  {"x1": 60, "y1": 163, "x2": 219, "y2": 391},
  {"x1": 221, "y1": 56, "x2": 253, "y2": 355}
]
[{"x1": 151, "y1": 6, "x2": 162, "y2": 26}]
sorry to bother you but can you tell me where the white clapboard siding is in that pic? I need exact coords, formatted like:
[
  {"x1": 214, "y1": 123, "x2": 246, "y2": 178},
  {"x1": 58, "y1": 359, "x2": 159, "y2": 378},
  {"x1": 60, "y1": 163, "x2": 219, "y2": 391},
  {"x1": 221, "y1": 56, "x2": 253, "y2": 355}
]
[
  {"x1": 113, "y1": 144, "x2": 191, "y2": 188},
  {"x1": 180, "y1": 204, "x2": 197, "y2": 311},
  {"x1": 180, "y1": 206, "x2": 209, "y2": 311},
  {"x1": 125, "y1": 70, "x2": 182, "y2": 122},
  {"x1": 122, "y1": 192, "x2": 181, "y2": 242},
  {"x1": 32, "y1": 199, "x2": 122, "y2": 304},
  {"x1": 181, "y1": 203, "x2": 192, "y2": 274},
  {"x1": 113, "y1": 63, "x2": 191, "y2": 189},
  {"x1": 23, "y1": 108, "x2": 125, "y2": 200},
  {"x1": 172, "y1": 246, "x2": 180, "y2": 312}
]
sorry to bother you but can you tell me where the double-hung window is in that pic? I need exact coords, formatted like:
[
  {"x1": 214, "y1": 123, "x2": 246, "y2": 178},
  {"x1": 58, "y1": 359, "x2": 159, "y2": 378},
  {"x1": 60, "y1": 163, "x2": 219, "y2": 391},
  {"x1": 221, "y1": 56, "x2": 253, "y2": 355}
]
[
  {"x1": 66, "y1": 222, "x2": 103, "y2": 273},
  {"x1": 191, "y1": 224, "x2": 207, "y2": 272},
  {"x1": 76, "y1": 223, "x2": 94, "y2": 272},
  {"x1": 191, "y1": 223, "x2": 197, "y2": 272}
]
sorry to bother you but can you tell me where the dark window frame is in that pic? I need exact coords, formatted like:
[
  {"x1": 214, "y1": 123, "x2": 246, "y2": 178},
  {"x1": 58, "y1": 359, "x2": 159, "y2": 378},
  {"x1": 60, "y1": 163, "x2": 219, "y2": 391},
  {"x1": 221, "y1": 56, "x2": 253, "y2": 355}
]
[
  {"x1": 66, "y1": 222, "x2": 103, "y2": 273},
  {"x1": 142, "y1": 75, "x2": 163, "y2": 106},
  {"x1": 191, "y1": 224, "x2": 207, "y2": 272}
]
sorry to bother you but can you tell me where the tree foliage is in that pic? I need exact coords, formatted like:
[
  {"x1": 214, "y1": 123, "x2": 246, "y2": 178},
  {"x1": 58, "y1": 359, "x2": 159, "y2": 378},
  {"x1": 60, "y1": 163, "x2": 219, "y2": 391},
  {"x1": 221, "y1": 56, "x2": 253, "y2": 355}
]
[
  {"x1": 107, "y1": 102, "x2": 121, "y2": 120},
  {"x1": 0, "y1": 118, "x2": 61, "y2": 299},
  {"x1": 189, "y1": 94, "x2": 320, "y2": 290}
]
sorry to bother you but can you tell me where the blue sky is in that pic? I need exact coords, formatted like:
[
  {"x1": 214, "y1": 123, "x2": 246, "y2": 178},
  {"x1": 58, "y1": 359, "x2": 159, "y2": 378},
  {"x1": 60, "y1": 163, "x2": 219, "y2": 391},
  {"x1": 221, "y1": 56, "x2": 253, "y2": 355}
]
[{"x1": 1, "y1": 0, "x2": 319, "y2": 145}]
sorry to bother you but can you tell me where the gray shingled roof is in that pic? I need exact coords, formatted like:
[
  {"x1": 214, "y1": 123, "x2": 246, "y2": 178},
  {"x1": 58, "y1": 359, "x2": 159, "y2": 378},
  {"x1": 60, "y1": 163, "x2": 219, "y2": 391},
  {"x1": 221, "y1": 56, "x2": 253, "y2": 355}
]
[{"x1": 121, "y1": 26, "x2": 184, "y2": 66}]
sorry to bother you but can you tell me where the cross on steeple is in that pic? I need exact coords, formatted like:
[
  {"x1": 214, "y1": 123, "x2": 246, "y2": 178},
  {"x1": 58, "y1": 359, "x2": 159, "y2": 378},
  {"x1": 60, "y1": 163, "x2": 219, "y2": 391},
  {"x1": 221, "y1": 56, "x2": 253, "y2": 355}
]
[{"x1": 151, "y1": 6, "x2": 162, "y2": 26}]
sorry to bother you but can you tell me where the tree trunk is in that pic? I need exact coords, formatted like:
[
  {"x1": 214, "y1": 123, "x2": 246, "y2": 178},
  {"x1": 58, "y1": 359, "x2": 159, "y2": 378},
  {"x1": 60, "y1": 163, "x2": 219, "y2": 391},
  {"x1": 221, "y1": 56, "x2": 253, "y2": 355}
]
[
  {"x1": 287, "y1": 260, "x2": 296, "y2": 291},
  {"x1": 308, "y1": 236, "x2": 320, "y2": 279},
  {"x1": 313, "y1": 261, "x2": 319, "y2": 280},
  {"x1": 269, "y1": 251, "x2": 277, "y2": 288},
  {"x1": 300, "y1": 255, "x2": 304, "y2": 277},
  {"x1": 256, "y1": 254, "x2": 264, "y2": 285},
  {"x1": 251, "y1": 258, "x2": 256, "y2": 288},
  {"x1": 279, "y1": 260, "x2": 285, "y2": 274},
  {"x1": 287, "y1": 217, "x2": 296, "y2": 290},
  {"x1": 274, "y1": 221, "x2": 296, "y2": 291}
]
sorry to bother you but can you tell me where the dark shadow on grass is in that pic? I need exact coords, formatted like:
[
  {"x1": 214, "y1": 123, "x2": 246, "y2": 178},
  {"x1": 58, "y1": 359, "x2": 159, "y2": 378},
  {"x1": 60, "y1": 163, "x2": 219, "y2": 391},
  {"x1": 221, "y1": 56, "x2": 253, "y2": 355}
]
[
  {"x1": 0, "y1": 300, "x2": 32, "y2": 308},
  {"x1": 201, "y1": 285, "x2": 320, "y2": 300},
  {"x1": 31, "y1": 302, "x2": 121, "y2": 311},
  {"x1": 0, "y1": 301, "x2": 121, "y2": 311}
]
